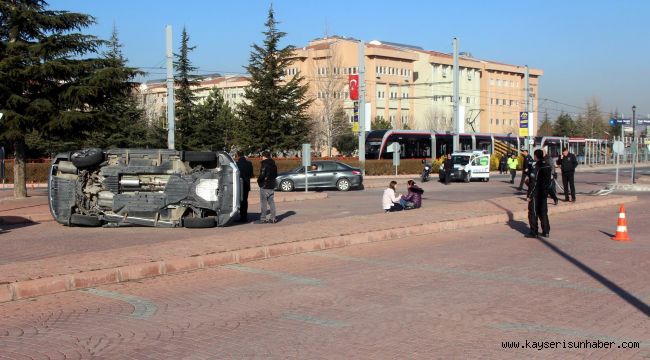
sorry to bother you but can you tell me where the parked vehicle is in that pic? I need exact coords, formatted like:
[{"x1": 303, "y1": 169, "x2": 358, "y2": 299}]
[
  {"x1": 420, "y1": 160, "x2": 431, "y2": 182},
  {"x1": 438, "y1": 151, "x2": 490, "y2": 182},
  {"x1": 275, "y1": 161, "x2": 363, "y2": 192},
  {"x1": 48, "y1": 148, "x2": 240, "y2": 228}
]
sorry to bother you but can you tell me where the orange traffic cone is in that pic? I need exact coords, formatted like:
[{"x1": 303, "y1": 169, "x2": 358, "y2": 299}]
[{"x1": 611, "y1": 204, "x2": 630, "y2": 242}]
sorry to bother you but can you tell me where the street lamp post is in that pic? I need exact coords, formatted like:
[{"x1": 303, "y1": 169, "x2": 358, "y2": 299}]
[{"x1": 632, "y1": 105, "x2": 636, "y2": 184}]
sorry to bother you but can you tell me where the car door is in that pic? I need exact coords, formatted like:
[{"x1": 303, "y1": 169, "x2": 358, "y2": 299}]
[
  {"x1": 291, "y1": 166, "x2": 307, "y2": 188},
  {"x1": 474, "y1": 155, "x2": 490, "y2": 178},
  {"x1": 315, "y1": 162, "x2": 338, "y2": 187}
]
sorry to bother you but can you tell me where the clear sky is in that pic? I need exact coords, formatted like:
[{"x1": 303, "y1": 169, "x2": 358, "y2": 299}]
[{"x1": 49, "y1": 0, "x2": 650, "y2": 120}]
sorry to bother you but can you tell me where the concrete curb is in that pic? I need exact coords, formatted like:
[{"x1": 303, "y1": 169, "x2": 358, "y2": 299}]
[
  {"x1": 609, "y1": 184, "x2": 650, "y2": 192},
  {"x1": 0, "y1": 195, "x2": 637, "y2": 303}
]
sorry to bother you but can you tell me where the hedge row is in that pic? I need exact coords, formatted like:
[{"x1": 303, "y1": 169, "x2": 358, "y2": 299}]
[{"x1": 2, "y1": 155, "x2": 520, "y2": 183}]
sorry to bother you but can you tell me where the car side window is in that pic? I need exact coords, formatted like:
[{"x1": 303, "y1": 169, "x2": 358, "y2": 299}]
[
  {"x1": 321, "y1": 163, "x2": 337, "y2": 171},
  {"x1": 336, "y1": 163, "x2": 350, "y2": 170},
  {"x1": 480, "y1": 157, "x2": 489, "y2": 166}
]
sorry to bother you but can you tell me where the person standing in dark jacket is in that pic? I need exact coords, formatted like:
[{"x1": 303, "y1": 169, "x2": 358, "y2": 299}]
[
  {"x1": 518, "y1": 149, "x2": 533, "y2": 191},
  {"x1": 257, "y1": 151, "x2": 278, "y2": 224},
  {"x1": 236, "y1": 151, "x2": 254, "y2": 223},
  {"x1": 543, "y1": 151, "x2": 559, "y2": 206},
  {"x1": 525, "y1": 149, "x2": 552, "y2": 238},
  {"x1": 556, "y1": 147, "x2": 578, "y2": 202},
  {"x1": 499, "y1": 154, "x2": 508, "y2": 174},
  {"x1": 443, "y1": 154, "x2": 453, "y2": 185}
]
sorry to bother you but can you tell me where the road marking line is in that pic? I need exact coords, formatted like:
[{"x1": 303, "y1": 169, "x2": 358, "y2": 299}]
[
  {"x1": 491, "y1": 322, "x2": 650, "y2": 348},
  {"x1": 223, "y1": 264, "x2": 324, "y2": 287},
  {"x1": 282, "y1": 313, "x2": 350, "y2": 328},
  {"x1": 82, "y1": 288, "x2": 157, "y2": 319},
  {"x1": 309, "y1": 253, "x2": 632, "y2": 296}
]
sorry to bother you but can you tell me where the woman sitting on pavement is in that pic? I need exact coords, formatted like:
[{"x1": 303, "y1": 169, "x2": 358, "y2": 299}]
[
  {"x1": 400, "y1": 180, "x2": 424, "y2": 209},
  {"x1": 382, "y1": 181, "x2": 403, "y2": 212}
]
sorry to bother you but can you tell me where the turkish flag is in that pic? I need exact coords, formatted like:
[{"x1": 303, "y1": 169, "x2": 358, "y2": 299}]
[{"x1": 348, "y1": 74, "x2": 359, "y2": 100}]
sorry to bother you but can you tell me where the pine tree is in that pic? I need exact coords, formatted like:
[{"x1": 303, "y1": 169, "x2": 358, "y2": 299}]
[
  {"x1": 174, "y1": 27, "x2": 200, "y2": 150},
  {"x1": 189, "y1": 88, "x2": 237, "y2": 151},
  {"x1": 553, "y1": 112, "x2": 575, "y2": 137},
  {"x1": 0, "y1": 1, "x2": 137, "y2": 198},
  {"x1": 372, "y1": 116, "x2": 393, "y2": 130},
  {"x1": 237, "y1": 6, "x2": 313, "y2": 154},
  {"x1": 88, "y1": 25, "x2": 153, "y2": 148},
  {"x1": 538, "y1": 111, "x2": 553, "y2": 136}
]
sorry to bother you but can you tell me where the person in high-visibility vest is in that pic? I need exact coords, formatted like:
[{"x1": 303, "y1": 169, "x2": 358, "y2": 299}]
[{"x1": 507, "y1": 153, "x2": 519, "y2": 184}]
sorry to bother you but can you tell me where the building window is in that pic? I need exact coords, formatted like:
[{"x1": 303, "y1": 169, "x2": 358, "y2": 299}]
[
  {"x1": 466, "y1": 97, "x2": 470, "y2": 104},
  {"x1": 496, "y1": 119, "x2": 499, "y2": 125}
]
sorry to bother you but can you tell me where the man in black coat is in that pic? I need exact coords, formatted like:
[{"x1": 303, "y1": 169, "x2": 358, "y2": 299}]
[
  {"x1": 443, "y1": 154, "x2": 453, "y2": 185},
  {"x1": 517, "y1": 149, "x2": 533, "y2": 191},
  {"x1": 526, "y1": 149, "x2": 552, "y2": 238},
  {"x1": 557, "y1": 147, "x2": 578, "y2": 202},
  {"x1": 236, "y1": 151, "x2": 253, "y2": 223},
  {"x1": 257, "y1": 151, "x2": 278, "y2": 224}
]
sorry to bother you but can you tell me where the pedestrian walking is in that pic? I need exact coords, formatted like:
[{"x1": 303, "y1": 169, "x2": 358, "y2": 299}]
[
  {"x1": 236, "y1": 150, "x2": 254, "y2": 222},
  {"x1": 518, "y1": 149, "x2": 533, "y2": 191},
  {"x1": 499, "y1": 154, "x2": 508, "y2": 174},
  {"x1": 543, "y1": 150, "x2": 559, "y2": 206},
  {"x1": 256, "y1": 151, "x2": 278, "y2": 224},
  {"x1": 383, "y1": 181, "x2": 403, "y2": 212},
  {"x1": 525, "y1": 149, "x2": 552, "y2": 238},
  {"x1": 557, "y1": 147, "x2": 578, "y2": 202},
  {"x1": 399, "y1": 180, "x2": 423, "y2": 209},
  {"x1": 443, "y1": 154, "x2": 453, "y2": 185},
  {"x1": 507, "y1": 153, "x2": 519, "y2": 184}
]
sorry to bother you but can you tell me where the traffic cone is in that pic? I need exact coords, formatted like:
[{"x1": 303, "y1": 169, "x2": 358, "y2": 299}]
[{"x1": 611, "y1": 204, "x2": 630, "y2": 242}]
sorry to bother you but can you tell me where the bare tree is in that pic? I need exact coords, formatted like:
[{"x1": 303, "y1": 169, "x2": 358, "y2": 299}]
[{"x1": 309, "y1": 41, "x2": 350, "y2": 157}]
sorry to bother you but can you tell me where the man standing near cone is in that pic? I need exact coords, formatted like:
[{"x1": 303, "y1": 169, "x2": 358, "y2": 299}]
[{"x1": 525, "y1": 149, "x2": 552, "y2": 238}]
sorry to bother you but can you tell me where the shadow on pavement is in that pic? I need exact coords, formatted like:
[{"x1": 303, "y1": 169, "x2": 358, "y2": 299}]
[
  {"x1": 534, "y1": 236, "x2": 650, "y2": 318},
  {"x1": 598, "y1": 230, "x2": 615, "y2": 238},
  {"x1": 486, "y1": 199, "x2": 529, "y2": 235},
  {"x1": 0, "y1": 217, "x2": 39, "y2": 232}
]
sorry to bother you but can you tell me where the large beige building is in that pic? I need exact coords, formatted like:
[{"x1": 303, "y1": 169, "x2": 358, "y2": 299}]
[
  {"x1": 137, "y1": 74, "x2": 250, "y2": 127},
  {"x1": 137, "y1": 36, "x2": 542, "y2": 140}
]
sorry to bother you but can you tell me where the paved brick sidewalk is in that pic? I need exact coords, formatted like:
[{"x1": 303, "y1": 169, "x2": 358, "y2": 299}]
[
  {"x1": 0, "y1": 192, "x2": 635, "y2": 303},
  {"x1": 0, "y1": 200, "x2": 647, "y2": 359}
]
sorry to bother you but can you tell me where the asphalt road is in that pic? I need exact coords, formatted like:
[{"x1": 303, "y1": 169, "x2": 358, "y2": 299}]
[
  {"x1": 0, "y1": 168, "x2": 636, "y2": 265},
  {"x1": 1, "y1": 196, "x2": 648, "y2": 359}
]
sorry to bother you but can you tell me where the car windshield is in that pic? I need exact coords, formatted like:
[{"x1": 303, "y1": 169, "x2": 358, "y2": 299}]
[{"x1": 452, "y1": 155, "x2": 470, "y2": 165}]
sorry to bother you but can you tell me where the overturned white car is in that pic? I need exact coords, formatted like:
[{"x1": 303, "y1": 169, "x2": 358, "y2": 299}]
[{"x1": 48, "y1": 148, "x2": 240, "y2": 228}]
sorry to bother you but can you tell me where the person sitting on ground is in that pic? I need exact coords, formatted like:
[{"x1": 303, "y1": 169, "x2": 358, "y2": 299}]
[
  {"x1": 400, "y1": 180, "x2": 424, "y2": 209},
  {"x1": 382, "y1": 181, "x2": 403, "y2": 212}
]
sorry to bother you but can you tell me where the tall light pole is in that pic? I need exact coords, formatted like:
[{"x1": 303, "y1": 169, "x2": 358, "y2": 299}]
[
  {"x1": 452, "y1": 38, "x2": 460, "y2": 152},
  {"x1": 358, "y1": 40, "x2": 366, "y2": 176},
  {"x1": 632, "y1": 105, "x2": 636, "y2": 184},
  {"x1": 166, "y1": 25, "x2": 175, "y2": 150}
]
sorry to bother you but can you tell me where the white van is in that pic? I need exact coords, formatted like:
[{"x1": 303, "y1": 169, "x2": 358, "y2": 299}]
[{"x1": 439, "y1": 151, "x2": 491, "y2": 182}]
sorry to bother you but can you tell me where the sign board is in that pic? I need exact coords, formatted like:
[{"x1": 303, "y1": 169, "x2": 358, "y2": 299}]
[
  {"x1": 612, "y1": 141, "x2": 624, "y2": 155},
  {"x1": 519, "y1": 112, "x2": 529, "y2": 137},
  {"x1": 352, "y1": 122, "x2": 359, "y2": 132},
  {"x1": 392, "y1": 142, "x2": 400, "y2": 167},
  {"x1": 348, "y1": 75, "x2": 359, "y2": 100},
  {"x1": 301, "y1": 143, "x2": 311, "y2": 167}
]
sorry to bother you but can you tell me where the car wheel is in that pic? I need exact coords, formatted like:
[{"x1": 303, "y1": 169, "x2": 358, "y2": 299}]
[
  {"x1": 183, "y1": 216, "x2": 216, "y2": 228},
  {"x1": 336, "y1": 178, "x2": 351, "y2": 191},
  {"x1": 464, "y1": 172, "x2": 470, "y2": 183},
  {"x1": 70, "y1": 148, "x2": 103, "y2": 168},
  {"x1": 183, "y1": 151, "x2": 217, "y2": 162},
  {"x1": 69, "y1": 214, "x2": 102, "y2": 227},
  {"x1": 279, "y1": 179, "x2": 294, "y2": 192}
]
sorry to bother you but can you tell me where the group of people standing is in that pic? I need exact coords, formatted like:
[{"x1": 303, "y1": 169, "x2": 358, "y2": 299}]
[
  {"x1": 516, "y1": 147, "x2": 578, "y2": 238},
  {"x1": 236, "y1": 150, "x2": 278, "y2": 224}
]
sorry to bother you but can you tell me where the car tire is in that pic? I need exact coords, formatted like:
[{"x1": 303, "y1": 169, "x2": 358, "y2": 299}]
[
  {"x1": 183, "y1": 216, "x2": 216, "y2": 228},
  {"x1": 336, "y1": 178, "x2": 351, "y2": 191},
  {"x1": 279, "y1": 179, "x2": 294, "y2": 192},
  {"x1": 464, "y1": 172, "x2": 470, "y2": 183},
  {"x1": 70, "y1": 214, "x2": 102, "y2": 227},
  {"x1": 70, "y1": 148, "x2": 103, "y2": 168},
  {"x1": 183, "y1": 151, "x2": 217, "y2": 162}
]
